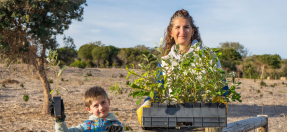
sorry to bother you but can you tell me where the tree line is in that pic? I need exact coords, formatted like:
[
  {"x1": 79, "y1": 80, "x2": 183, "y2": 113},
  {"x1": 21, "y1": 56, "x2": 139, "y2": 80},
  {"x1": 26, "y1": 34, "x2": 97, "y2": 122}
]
[{"x1": 58, "y1": 41, "x2": 287, "y2": 80}]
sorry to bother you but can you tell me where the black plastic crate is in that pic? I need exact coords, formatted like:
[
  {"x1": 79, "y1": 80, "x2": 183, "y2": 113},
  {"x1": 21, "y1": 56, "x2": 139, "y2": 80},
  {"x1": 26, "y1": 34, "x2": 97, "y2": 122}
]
[{"x1": 142, "y1": 103, "x2": 226, "y2": 128}]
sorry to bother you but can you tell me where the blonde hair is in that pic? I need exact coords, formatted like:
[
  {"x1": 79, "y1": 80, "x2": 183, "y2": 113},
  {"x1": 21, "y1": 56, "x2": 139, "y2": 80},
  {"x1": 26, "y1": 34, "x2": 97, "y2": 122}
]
[
  {"x1": 84, "y1": 86, "x2": 108, "y2": 107},
  {"x1": 163, "y1": 9, "x2": 202, "y2": 56}
]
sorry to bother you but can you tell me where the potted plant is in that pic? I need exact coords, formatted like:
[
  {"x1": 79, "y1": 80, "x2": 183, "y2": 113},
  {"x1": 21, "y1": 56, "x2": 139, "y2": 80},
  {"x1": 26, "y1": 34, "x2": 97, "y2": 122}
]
[
  {"x1": 110, "y1": 39, "x2": 242, "y2": 129},
  {"x1": 47, "y1": 49, "x2": 67, "y2": 119}
]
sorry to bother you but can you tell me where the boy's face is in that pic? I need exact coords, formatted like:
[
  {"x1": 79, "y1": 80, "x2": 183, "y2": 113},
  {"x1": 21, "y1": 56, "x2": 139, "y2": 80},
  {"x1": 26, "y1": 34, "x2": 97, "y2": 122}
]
[{"x1": 86, "y1": 97, "x2": 110, "y2": 118}]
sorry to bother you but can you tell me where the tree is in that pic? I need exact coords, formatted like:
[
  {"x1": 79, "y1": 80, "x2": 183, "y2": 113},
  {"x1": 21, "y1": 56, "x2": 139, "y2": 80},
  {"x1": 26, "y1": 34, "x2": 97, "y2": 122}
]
[
  {"x1": 117, "y1": 48, "x2": 142, "y2": 66},
  {"x1": 219, "y1": 42, "x2": 250, "y2": 58},
  {"x1": 78, "y1": 41, "x2": 101, "y2": 61},
  {"x1": 219, "y1": 48, "x2": 242, "y2": 73},
  {"x1": 57, "y1": 36, "x2": 78, "y2": 67},
  {"x1": 0, "y1": 0, "x2": 86, "y2": 115},
  {"x1": 255, "y1": 54, "x2": 281, "y2": 81},
  {"x1": 91, "y1": 45, "x2": 119, "y2": 66}
]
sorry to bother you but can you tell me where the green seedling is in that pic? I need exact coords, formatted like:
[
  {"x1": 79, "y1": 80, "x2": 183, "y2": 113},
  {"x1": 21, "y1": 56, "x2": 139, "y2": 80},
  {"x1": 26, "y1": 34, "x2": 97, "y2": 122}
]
[
  {"x1": 2, "y1": 84, "x2": 5, "y2": 87},
  {"x1": 46, "y1": 49, "x2": 67, "y2": 96},
  {"x1": 114, "y1": 112, "x2": 119, "y2": 116},
  {"x1": 20, "y1": 83, "x2": 24, "y2": 88},
  {"x1": 83, "y1": 77, "x2": 87, "y2": 81},
  {"x1": 110, "y1": 39, "x2": 241, "y2": 105}
]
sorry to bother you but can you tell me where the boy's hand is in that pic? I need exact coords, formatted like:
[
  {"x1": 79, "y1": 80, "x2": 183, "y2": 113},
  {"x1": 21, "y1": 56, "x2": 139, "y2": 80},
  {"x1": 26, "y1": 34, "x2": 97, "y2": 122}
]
[
  {"x1": 51, "y1": 98, "x2": 66, "y2": 122},
  {"x1": 105, "y1": 124, "x2": 123, "y2": 132}
]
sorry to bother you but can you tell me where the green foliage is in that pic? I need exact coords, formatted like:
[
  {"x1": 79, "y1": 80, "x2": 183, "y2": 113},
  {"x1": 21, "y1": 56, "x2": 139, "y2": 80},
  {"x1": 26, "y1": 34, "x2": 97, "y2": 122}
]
[
  {"x1": 61, "y1": 78, "x2": 64, "y2": 81},
  {"x1": 86, "y1": 71, "x2": 92, "y2": 76},
  {"x1": 47, "y1": 49, "x2": 67, "y2": 96},
  {"x1": 2, "y1": 84, "x2": 5, "y2": 87},
  {"x1": 124, "y1": 126, "x2": 133, "y2": 131},
  {"x1": 86, "y1": 60, "x2": 94, "y2": 68},
  {"x1": 219, "y1": 42, "x2": 249, "y2": 58},
  {"x1": 78, "y1": 42, "x2": 100, "y2": 61},
  {"x1": 111, "y1": 40, "x2": 242, "y2": 105},
  {"x1": 219, "y1": 48, "x2": 242, "y2": 72},
  {"x1": 70, "y1": 60, "x2": 87, "y2": 68},
  {"x1": 23, "y1": 94, "x2": 29, "y2": 102},
  {"x1": 114, "y1": 112, "x2": 119, "y2": 116},
  {"x1": 92, "y1": 45, "x2": 119, "y2": 66},
  {"x1": 57, "y1": 46, "x2": 77, "y2": 67},
  {"x1": 0, "y1": 0, "x2": 86, "y2": 60},
  {"x1": 20, "y1": 83, "x2": 24, "y2": 88},
  {"x1": 83, "y1": 77, "x2": 87, "y2": 82},
  {"x1": 260, "y1": 81, "x2": 266, "y2": 87},
  {"x1": 117, "y1": 48, "x2": 142, "y2": 66}
]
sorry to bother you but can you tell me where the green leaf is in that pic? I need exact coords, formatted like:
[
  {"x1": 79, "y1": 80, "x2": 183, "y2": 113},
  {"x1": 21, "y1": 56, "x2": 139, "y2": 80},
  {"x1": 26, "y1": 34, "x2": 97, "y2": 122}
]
[
  {"x1": 110, "y1": 86, "x2": 116, "y2": 90},
  {"x1": 50, "y1": 89, "x2": 54, "y2": 94},
  {"x1": 56, "y1": 60, "x2": 60, "y2": 66},
  {"x1": 62, "y1": 65, "x2": 66, "y2": 70},
  {"x1": 149, "y1": 91, "x2": 154, "y2": 97},
  {"x1": 58, "y1": 69, "x2": 63, "y2": 77},
  {"x1": 129, "y1": 83, "x2": 141, "y2": 89},
  {"x1": 136, "y1": 96, "x2": 143, "y2": 105},
  {"x1": 157, "y1": 83, "x2": 162, "y2": 88}
]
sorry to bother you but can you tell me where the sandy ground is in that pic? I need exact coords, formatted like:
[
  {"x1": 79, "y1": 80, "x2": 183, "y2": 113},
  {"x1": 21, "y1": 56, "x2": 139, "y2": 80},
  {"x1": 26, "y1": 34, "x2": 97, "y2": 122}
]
[{"x1": 0, "y1": 64, "x2": 287, "y2": 132}]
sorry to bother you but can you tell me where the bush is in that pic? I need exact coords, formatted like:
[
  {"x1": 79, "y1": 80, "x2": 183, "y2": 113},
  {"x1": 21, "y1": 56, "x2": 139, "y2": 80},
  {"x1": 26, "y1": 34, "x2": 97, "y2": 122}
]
[
  {"x1": 86, "y1": 60, "x2": 94, "y2": 68},
  {"x1": 260, "y1": 81, "x2": 266, "y2": 87},
  {"x1": 86, "y1": 71, "x2": 92, "y2": 76},
  {"x1": 70, "y1": 60, "x2": 87, "y2": 68}
]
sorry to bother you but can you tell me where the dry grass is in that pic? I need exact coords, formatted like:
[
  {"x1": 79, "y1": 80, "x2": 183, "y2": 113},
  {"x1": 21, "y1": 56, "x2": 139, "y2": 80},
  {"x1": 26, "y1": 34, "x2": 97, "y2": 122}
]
[{"x1": 0, "y1": 64, "x2": 287, "y2": 132}]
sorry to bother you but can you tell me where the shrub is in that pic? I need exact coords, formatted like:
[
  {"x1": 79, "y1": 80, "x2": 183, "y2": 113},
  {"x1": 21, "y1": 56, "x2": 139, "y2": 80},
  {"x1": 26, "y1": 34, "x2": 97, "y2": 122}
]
[
  {"x1": 86, "y1": 60, "x2": 94, "y2": 68},
  {"x1": 260, "y1": 81, "x2": 266, "y2": 87},
  {"x1": 2, "y1": 84, "x2": 5, "y2": 87},
  {"x1": 86, "y1": 71, "x2": 92, "y2": 76},
  {"x1": 70, "y1": 60, "x2": 87, "y2": 68},
  {"x1": 124, "y1": 126, "x2": 133, "y2": 131}
]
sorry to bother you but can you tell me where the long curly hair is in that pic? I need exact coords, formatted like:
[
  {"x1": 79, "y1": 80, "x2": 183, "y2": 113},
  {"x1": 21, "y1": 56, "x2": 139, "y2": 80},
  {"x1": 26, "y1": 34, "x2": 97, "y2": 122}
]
[{"x1": 162, "y1": 9, "x2": 202, "y2": 56}]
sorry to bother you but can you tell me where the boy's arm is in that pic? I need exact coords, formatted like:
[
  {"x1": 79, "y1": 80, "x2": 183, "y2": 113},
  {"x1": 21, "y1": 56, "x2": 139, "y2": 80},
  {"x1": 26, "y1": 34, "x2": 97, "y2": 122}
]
[{"x1": 55, "y1": 121, "x2": 85, "y2": 132}]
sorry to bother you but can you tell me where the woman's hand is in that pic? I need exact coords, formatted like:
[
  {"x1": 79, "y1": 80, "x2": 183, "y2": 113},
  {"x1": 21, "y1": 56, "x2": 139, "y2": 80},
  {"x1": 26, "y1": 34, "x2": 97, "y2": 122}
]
[{"x1": 136, "y1": 100, "x2": 151, "y2": 125}]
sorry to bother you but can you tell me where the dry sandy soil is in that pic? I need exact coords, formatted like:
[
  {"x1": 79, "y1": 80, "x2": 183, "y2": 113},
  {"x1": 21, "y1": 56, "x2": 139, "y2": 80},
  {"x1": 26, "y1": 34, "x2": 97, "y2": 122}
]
[{"x1": 0, "y1": 64, "x2": 287, "y2": 132}]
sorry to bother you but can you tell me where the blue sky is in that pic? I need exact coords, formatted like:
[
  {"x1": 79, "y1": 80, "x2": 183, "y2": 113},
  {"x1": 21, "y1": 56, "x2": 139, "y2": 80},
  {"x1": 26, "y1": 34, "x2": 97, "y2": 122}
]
[{"x1": 56, "y1": 0, "x2": 287, "y2": 59}]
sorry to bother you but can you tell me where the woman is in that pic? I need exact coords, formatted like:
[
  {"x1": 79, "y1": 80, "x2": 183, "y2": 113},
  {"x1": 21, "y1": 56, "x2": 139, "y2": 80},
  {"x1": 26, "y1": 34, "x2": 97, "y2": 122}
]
[{"x1": 137, "y1": 9, "x2": 228, "y2": 124}]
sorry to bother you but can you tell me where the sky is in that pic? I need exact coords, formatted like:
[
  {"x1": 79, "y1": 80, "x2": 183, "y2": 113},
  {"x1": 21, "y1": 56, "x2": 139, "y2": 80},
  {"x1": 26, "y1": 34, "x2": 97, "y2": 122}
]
[{"x1": 56, "y1": 0, "x2": 287, "y2": 59}]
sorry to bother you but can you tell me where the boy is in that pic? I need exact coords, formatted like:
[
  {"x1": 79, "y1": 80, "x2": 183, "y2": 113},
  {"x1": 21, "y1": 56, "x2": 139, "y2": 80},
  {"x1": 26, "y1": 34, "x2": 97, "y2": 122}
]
[{"x1": 55, "y1": 86, "x2": 123, "y2": 132}]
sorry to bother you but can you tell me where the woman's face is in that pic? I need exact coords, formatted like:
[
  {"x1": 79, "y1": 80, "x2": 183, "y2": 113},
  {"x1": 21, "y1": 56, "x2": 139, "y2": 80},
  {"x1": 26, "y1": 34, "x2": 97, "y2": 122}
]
[{"x1": 170, "y1": 18, "x2": 194, "y2": 47}]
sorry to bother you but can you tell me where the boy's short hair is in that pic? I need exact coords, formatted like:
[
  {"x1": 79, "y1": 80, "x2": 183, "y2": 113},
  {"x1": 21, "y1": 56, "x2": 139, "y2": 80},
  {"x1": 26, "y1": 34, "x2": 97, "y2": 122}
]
[{"x1": 84, "y1": 86, "x2": 109, "y2": 108}]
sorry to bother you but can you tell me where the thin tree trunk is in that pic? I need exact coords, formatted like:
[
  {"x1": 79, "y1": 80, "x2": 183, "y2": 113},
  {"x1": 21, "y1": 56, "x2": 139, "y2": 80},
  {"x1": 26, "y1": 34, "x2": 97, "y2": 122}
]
[
  {"x1": 37, "y1": 64, "x2": 51, "y2": 115},
  {"x1": 30, "y1": 46, "x2": 51, "y2": 115}
]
